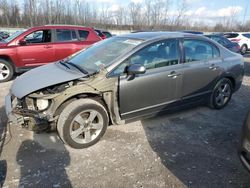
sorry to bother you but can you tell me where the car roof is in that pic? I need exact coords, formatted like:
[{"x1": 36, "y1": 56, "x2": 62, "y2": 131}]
[
  {"x1": 119, "y1": 31, "x2": 200, "y2": 41},
  {"x1": 180, "y1": 30, "x2": 204, "y2": 34},
  {"x1": 29, "y1": 25, "x2": 94, "y2": 30},
  {"x1": 205, "y1": 34, "x2": 224, "y2": 37}
]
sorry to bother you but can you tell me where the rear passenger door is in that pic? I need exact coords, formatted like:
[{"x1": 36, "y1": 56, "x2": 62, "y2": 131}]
[
  {"x1": 180, "y1": 38, "x2": 222, "y2": 100},
  {"x1": 53, "y1": 29, "x2": 80, "y2": 61}
]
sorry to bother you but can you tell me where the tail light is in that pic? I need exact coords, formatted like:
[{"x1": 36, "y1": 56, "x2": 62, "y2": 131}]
[{"x1": 231, "y1": 38, "x2": 241, "y2": 42}]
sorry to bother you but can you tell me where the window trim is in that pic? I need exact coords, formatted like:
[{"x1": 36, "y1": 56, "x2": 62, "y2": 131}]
[{"x1": 182, "y1": 37, "x2": 221, "y2": 64}]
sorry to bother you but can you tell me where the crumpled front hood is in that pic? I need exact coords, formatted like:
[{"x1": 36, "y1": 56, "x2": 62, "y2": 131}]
[{"x1": 11, "y1": 63, "x2": 87, "y2": 98}]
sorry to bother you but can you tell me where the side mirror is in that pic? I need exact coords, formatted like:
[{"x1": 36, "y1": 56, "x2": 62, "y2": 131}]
[
  {"x1": 127, "y1": 64, "x2": 146, "y2": 75},
  {"x1": 19, "y1": 39, "x2": 27, "y2": 46}
]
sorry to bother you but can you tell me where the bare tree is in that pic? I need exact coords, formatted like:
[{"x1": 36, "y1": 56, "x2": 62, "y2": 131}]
[
  {"x1": 171, "y1": 0, "x2": 187, "y2": 27},
  {"x1": 0, "y1": 0, "x2": 10, "y2": 26},
  {"x1": 0, "y1": 0, "x2": 248, "y2": 32},
  {"x1": 128, "y1": 2, "x2": 143, "y2": 29}
]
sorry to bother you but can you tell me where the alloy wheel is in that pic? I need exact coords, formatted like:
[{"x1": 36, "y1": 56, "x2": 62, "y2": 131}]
[
  {"x1": 0, "y1": 63, "x2": 10, "y2": 80},
  {"x1": 215, "y1": 82, "x2": 231, "y2": 107},
  {"x1": 69, "y1": 110, "x2": 104, "y2": 144}
]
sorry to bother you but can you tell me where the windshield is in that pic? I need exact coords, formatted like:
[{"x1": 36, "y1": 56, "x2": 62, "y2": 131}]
[
  {"x1": 4, "y1": 30, "x2": 26, "y2": 43},
  {"x1": 68, "y1": 37, "x2": 143, "y2": 73}
]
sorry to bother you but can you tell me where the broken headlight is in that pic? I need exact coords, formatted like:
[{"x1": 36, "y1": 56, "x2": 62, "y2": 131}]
[{"x1": 36, "y1": 99, "x2": 50, "y2": 111}]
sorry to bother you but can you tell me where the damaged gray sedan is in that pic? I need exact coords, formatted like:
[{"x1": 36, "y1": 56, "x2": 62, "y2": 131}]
[{"x1": 5, "y1": 32, "x2": 244, "y2": 149}]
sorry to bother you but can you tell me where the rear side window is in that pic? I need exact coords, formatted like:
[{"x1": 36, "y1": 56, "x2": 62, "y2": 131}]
[
  {"x1": 224, "y1": 33, "x2": 239, "y2": 38},
  {"x1": 184, "y1": 39, "x2": 220, "y2": 63},
  {"x1": 78, "y1": 30, "x2": 89, "y2": 41},
  {"x1": 242, "y1": 33, "x2": 250, "y2": 38},
  {"x1": 56, "y1": 29, "x2": 77, "y2": 42}
]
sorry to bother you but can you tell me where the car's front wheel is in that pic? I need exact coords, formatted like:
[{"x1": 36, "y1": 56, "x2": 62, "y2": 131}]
[
  {"x1": 57, "y1": 99, "x2": 109, "y2": 149},
  {"x1": 209, "y1": 78, "x2": 233, "y2": 109}
]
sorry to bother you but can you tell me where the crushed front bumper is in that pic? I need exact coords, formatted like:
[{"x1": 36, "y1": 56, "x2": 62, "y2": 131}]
[
  {"x1": 5, "y1": 94, "x2": 25, "y2": 125},
  {"x1": 5, "y1": 94, "x2": 51, "y2": 131}
]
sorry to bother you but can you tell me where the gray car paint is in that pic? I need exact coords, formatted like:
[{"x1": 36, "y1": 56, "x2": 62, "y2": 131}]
[
  {"x1": 11, "y1": 62, "x2": 86, "y2": 98},
  {"x1": 119, "y1": 63, "x2": 183, "y2": 119},
  {"x1": 115, "y1": 34, "x2": 244, "y2": 120},
  {"x1": 6, "y1": 32, "x2": 244, "y2": 129}
]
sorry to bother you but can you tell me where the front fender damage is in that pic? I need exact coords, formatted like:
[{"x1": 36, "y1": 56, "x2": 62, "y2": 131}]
[{"x1": 21, "y1": 73, "x2": 124, "y2": 131}]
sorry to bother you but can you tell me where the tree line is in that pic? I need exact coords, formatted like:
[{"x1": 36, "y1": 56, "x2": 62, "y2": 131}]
[{"x1": 0, "y1": 0, "x2": 249, "y2": 32}]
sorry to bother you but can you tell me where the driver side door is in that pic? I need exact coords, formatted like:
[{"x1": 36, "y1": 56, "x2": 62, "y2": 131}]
[
  {"x1": 16, "y1": 29, "x2": 55, "y2": 67},
  {"x1": 115, "y1": 39, "x2": 183, "y2": 120}
]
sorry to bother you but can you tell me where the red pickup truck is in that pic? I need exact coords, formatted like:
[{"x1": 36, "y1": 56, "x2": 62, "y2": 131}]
[{"x1": 0, "y1": 25, "x2": 102, "y2": 82}]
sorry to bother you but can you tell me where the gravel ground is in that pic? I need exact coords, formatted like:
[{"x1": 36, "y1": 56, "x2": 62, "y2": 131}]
[{"x1": 1, "y1": 56, "x2": 250, "y2": 188}]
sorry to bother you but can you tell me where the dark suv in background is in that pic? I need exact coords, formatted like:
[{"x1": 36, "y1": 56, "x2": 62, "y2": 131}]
[{"x1": 0, "y1": 25, "x2": 102, "y2": 82}]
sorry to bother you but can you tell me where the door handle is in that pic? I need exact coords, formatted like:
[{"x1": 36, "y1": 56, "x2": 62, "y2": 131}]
[
  {"x1": 44, "y1": 45, "x2": 52, "y2": 49},
  {"x1": 209, "y1": 64, "x2": 219, "y2": 70},
  {"x1": 168, "y1": 71, "x2": 181, "y2": 78}
]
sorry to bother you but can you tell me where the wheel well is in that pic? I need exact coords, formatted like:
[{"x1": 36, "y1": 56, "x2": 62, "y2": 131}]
[
  {"x1": 242, "y1": 44, "x2": 248, "y2": 48},
  {"x1": 225, "y1": 76, "x2": 235, "y2": 90},
  {"x1": 54, "y1": 93, "x2": 111, "y2": 123},
  {"x1": 0, "y1": 55, "x2": 14, "y2": 67}
]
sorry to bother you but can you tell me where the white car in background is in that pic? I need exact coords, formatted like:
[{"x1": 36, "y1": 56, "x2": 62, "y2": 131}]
[{"x1": 224, "y1": 32, "x2": 250, "y2": 55}]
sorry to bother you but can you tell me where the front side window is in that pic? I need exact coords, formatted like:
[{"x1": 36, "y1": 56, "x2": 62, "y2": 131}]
[
  {"x1": 56, "y1": 29, "x2": 77, "y2": 42},
  {"x1": 25, "y1": 30, "x2": 51, "y2": 44},
  {"x1": 184, "y1": 39, "x2": 220, "y2": 63},
  {"x1": 131, "y1": 39, "x2": 180, "y2": 69},
  {"x1": 111, "y1": 39, "x2": 180, "y2": 76}
]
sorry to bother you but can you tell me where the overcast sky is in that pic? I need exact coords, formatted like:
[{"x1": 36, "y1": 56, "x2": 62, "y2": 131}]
[{"x1": 91, "y1": 0, "x2": 249, "y2": 25}]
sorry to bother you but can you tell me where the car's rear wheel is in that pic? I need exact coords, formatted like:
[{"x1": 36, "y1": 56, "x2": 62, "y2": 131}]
[
  {"x1": 209, "y1": 78, "x2": 233, "y2": 109},
  {"x1": 241, "y1": 44, "x2": 247, "y2": 55},
  {"x1": 57, "y1": 99, "x2": 108, "y2": 149},
  {"x1": 0, "y1": 59, "x2": 14, "y2": 82}
]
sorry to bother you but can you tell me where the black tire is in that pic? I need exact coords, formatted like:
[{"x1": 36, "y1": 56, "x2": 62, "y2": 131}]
[
  {"x1": 57, "y1": 99, "x2": 109, "y2": 149},
  {"x1": 241, "y1": 44, "x2": 247, "y2": 55},
  {"x1": 0, "y1": 58, "x2": 14, "y2": 82},
  {"x1": 209, "y1": 78, "x2": 233, "y2": 109}
]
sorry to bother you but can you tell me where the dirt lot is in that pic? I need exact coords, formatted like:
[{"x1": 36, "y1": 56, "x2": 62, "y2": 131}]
[{"x1": 1, "y1": 56, "x2": 250, "y2": 188}]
